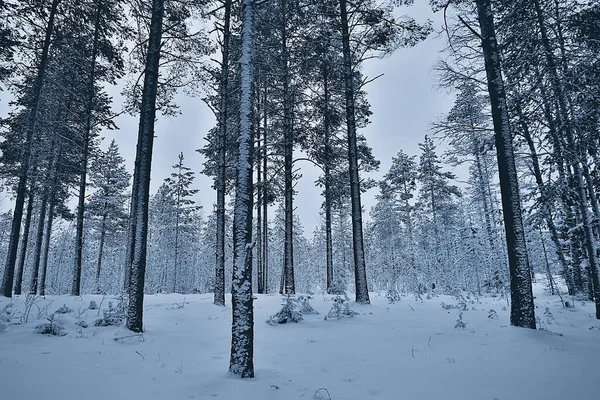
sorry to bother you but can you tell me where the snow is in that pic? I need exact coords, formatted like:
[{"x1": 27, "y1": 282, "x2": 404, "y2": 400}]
[{"x1": 1, "y1": 281, "x2": 599, "y2": 400}]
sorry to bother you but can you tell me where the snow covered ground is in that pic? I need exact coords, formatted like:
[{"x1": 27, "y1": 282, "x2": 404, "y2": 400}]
[{"x1": 1, "y1": 281, "x2": 599, "y2": 400}]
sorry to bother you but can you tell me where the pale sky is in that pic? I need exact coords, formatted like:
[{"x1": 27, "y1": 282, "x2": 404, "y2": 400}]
[{"x1": 1, "y1": 3, "x2": 459, "y2": 234}]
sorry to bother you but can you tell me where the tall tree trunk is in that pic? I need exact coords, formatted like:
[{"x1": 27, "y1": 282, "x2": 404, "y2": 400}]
[
  {"x1": 1, "y1": 0, "x2": 60, "y2": 298},
  {"x1": 72, "y1": 0, "x2": 103, "y2": 296},
  {"x1": 126, "y1": 0, "x2": 164, "y2": 333},
  {"x1": 14, "y1": 183, "x2": 36, "y2": 295},
  {"x1": 475, "y1": 0, "x2": 536, "y2": 329},
  {"x1": 339, "y1": 0, "x2": 369, "y2": 304},
  {"x1": 214, "y1": 0, "x2": 232, "y2": 306},
  {"x1": 229, "y1": 0, "x2": 255, "y2": 378},
  {"x1": 262, "y1": 84, "x2": 269, "y2": 294},
  {"x1": 256, "y1": 80, "x2": 264, "y2": 295},
  {"x1": 95, "y1": 209, "x2": 108, "y2": 294},
  {"x1": 281, "y1": 0, "x2": 295, "y2": 295},
  {"x1": 173, "y1": 192, "x2": 180, "y2": 293},
  {"x1": 323, "y1": 66, "x2": 334, "y2": 294}
]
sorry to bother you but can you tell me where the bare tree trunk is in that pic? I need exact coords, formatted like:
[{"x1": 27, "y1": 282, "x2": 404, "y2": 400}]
[
  {"x1": 322, "y1": 66, "x2": 334, "y2": 294},
  {"x1": 256, "y1": 79, "x2": 264, "y2": 295},
  {"x1": 214, "y1": 0, "x2": 232, "y2": 306},
  {"x1": 475, "y1": 0, "x2": 536, "y2": 329},
  {"x1": 281, "y1": 0, "x2": 295, "y2": 295},
  {"x1": 262, "y1": 85, "x2": 269, "y2": 294},
  {"x1": 126, "y1": 0, "x2": 164, "y2": 333},
  {"x1": 14, "y1": 184, "x2": 36, "y2": 295},
  {"x1": 72, "y1": 0, "x2": 103, "y2": 296},
  {"x1": 229, "y1": 0, "x2": 255, "y2": 379},
  {"x1": 39, "y1": 200, "x2": 55, "y2": 296},
  {"x1": 1, "y1": 0, "x2": 60, "y2": 298},
  {"x1": 339, "y1": 0, "x2": 369, "y2": 304},
  {"x1": 95, "y1": 210, "x2": 108, "y2": 294},
  {"x1": 30, "y1": 195, "x2": 49, "y2": 295}
]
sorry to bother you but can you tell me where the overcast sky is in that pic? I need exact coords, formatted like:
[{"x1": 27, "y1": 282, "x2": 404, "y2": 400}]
[{"x1": 1, "y1": 2, "x2": 459, "y2": 234}]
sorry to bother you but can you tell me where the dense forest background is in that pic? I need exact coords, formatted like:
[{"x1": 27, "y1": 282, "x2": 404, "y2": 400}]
[{"x1": 0, "y1": 1, "x2": 599, "y2": 376}]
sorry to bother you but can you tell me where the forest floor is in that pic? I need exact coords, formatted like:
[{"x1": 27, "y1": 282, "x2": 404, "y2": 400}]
[{"x1": 1, "y1": 279, "x2": 599, "y2": 400}]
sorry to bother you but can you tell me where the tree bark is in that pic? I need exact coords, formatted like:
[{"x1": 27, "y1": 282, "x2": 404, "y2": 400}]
[
  {"x1": 72, "y1": 0, "x2": 103, "y2": 296},
  {"x1": 475, "y1": 0, "x2": 536, "y2": 329},
  {"x1": 126, "y1": 0, "x2": 164, "y2": 333},
  {"x1": 339, "y1": 0, "x2": 369, "y2": 304},
  {"x1": 229, "y1": 0, "x2": 255, "y2": 379},
  {"x1": 262, "y1": 84, "x2": 269, "y2": 294},
  {"x1": 281, "y1": 0, "x2": 295, "y2": 295},
  {"x1": 214, "y1": 0, "x2": 232, "y2": 306},
  {"x1": 95, "y1": 210, "x2": 108, "y2": 294},
  {"x1": 14, "y1": 184, "x2": 35, "y2": 295},
  {"x1": 1, "y1": 0, "x2": 60, "y2": 298},
  {"x1": 322, "y1": 66, "x2": 334, "y2": 294}
]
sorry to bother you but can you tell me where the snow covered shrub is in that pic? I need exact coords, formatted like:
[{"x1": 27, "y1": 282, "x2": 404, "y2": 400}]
[
  {"x1": 267, "y1": 296, "x2": 303, "y2": 325},
  {"x1": 55, "y1": 304, "x2": 72, "y2": 314},
  {"x1": 488, "y1": 309, "x2": 498, "y2": 319},
  {"x1": 441, "y1": 301, "x2": 468, "y2": 311},
  {"x1": 88, "y1": 301, "x2": 98, "y2": 310},
  {"x1": 454, "y1": 312, "x2": 467, "y2": 329},
  {"x1": 94, "y1": 299, "x2": 126, "y2": 327},
  {"x1": 544, "y1": 307, "x2": 556, "y2": 324},
  {"x1": 35, "y1": 314, "x2": 66, "y2": 336},
  {"x1": 324, "y1": 295, "x2": 358, "y2": 321},
  {"x1": 75, "y1": 320, "x2": 88, "y2": 328},
  {"x1": 386, "y1": 289, "x2": 401, "y2": 304},
  {"x1": 329, "y1": 279, "x2": 347, "y2": 295},
  {"x1": 0, "y1": 303, "x2": 13, "y2": 323},
  {"x1": 296, "y1": 295, "x2": 318, "y2": 315}
]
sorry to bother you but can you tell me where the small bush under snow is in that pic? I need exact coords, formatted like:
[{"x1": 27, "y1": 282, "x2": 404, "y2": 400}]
[{"x1": 324, "y1": 295, "x2": 358, "y2": 321}]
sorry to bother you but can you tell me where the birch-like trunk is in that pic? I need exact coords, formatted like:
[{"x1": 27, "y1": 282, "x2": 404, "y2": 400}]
[
  {"x1": 229, "y1": 0, "x2": 255, "y2": 379},
  {"x1": 126, "y1": 0, "x2": 164, "y2": 333},
  {"x1": 0, "y1": 0, "x2": 59, "y2": 298},
  {"x1": 339, "y1": 0, "x2": 369, "y2": 304},
  {"x1": 475, "y1": 0, "x2": 536, "y2": 329}
]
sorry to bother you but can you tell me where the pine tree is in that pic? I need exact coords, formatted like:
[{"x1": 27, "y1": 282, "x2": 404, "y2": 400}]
[
  {"x1": 87, "y1": 140, "x2": 130, "y2": 294},
  {"x1": 164, "y1": 152, "x2": 200, "y2": 293}
]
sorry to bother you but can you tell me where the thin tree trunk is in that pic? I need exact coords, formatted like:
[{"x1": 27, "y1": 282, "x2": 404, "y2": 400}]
[
  {"x1": 1, "y1": 0, "x2": 60, "y2": 298},
  {"x1": 30, "y1": 195, "x2": 49, "y2": 295},
  {"x1": 229, "y1": 0, "x2": 255, "y2": 378},
  {"x1": 256, "y1": 79, "x2": 264, "y2": 295},
  {"x1": 281, "y1": 0, "x2": 295, "y2": 295},
  {"x1": 72, "y1": 0, "x2": 103, "y2": 296},
  {"x1": 262, "y1": 84, "x2": 269, "y2": 294},
  {"x1": 39, "y1": 200, "x2": 55, "y2": 296},
  {"x1": 126, "y1": 0, "x2": 164, "y2": 333},
  {"x1": 14, "y1": 184, "x2": 36, "y2": 295},
  {"x1": 95, "y1": 210, "x2": 108, "y2": 294},
  {"x1": 323, "y1": 66, "x2": 334, "y2": 294},
  {"x1": 214, "y1": 0, "x2": 232, "y2": 306},
  {"x1": 339, "y1": 0, "x2": 369, "y2": 304},
  {"x1": 475, "y1": 0, "x2": 536, "y2": 329}
]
